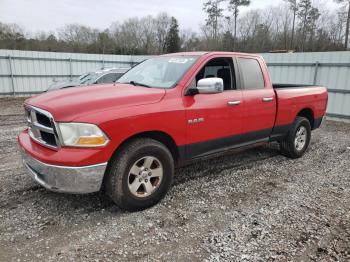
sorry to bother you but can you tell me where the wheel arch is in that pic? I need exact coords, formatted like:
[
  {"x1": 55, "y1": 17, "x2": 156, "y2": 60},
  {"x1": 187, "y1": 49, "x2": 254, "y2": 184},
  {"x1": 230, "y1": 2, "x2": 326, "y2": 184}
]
[
  {"x1": 296, "y1": 108, "x2": 315, "y2": 129},
  {"x1": 111, "y1": 130, "x2": 180, "y2": 164}
]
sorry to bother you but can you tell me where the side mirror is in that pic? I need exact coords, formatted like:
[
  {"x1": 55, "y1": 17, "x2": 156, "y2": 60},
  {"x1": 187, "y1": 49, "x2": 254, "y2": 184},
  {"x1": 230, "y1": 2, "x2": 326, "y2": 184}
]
[
  {"x1": 196, "y1": 78, "x2": 224, "y2": 94},
  {"x1": 198, "y1": 78, "x2": 224, "y2": 93}
]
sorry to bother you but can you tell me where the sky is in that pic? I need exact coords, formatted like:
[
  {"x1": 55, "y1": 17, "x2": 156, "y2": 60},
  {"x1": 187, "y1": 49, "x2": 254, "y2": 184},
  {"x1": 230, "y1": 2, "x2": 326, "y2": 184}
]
[{"x1": 0, "y1": 0, "x2": 339, "y2": 34}]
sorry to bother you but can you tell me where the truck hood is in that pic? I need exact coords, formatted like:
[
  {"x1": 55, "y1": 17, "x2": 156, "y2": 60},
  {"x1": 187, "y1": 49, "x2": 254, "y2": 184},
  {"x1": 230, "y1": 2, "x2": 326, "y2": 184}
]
[{"x1": 26, "y1": 83, "x2": 166, "y2": 122}]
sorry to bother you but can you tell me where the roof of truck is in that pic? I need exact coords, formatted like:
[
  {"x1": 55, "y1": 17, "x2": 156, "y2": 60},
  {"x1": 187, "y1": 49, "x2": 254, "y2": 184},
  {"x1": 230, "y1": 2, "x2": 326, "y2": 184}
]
[
  {"x1": 161, "y1": 52, "x2": 209, "y2": 56},
  {"x1": 161, "y1": 51, "x2": 261, "y2": 58}
]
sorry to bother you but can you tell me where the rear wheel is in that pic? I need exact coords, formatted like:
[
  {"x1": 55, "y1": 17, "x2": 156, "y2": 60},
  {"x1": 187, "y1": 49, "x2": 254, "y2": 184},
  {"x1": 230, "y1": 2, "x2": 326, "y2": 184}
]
[
  {"x1": 104, "y1": 138, "x2": 174, "y2": 211},
  {"x1": 280, "y1": 116, "x2": 311, "y2": 159}
]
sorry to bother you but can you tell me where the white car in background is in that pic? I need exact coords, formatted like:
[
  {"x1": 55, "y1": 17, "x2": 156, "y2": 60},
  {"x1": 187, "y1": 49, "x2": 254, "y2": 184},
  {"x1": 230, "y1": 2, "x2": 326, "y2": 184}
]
[{"x1": 47, "y1": 68, "x2": 129, "y2": 91}]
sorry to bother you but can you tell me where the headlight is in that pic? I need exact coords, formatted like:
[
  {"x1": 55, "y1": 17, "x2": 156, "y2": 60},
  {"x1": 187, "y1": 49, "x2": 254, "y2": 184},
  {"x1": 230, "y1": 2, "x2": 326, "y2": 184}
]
[{"x1": 58, "y1": 123, "x2": 109, "y2": 147}]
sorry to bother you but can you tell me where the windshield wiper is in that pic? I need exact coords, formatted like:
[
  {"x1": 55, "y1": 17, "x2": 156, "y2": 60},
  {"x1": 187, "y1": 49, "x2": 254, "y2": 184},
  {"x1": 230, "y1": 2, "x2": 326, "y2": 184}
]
[{"x1": 127, "y1": 81, "x2": 151, "y2": 88}]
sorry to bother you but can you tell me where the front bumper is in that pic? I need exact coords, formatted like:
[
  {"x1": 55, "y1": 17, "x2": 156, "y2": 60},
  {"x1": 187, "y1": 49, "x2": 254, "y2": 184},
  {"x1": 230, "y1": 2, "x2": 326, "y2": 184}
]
[{"x1": 20, "y1": 148, "x2": 107, "y2": 194}]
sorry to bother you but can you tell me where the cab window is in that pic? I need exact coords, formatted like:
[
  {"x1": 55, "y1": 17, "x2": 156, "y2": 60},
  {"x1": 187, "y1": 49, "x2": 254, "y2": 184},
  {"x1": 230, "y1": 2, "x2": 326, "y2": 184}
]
[
  {"x1": 237, "y1": 58, "x2": 265, "y2": 89},
  {"x1": 195, "y1": 57, "x2": 236, "y2": 91}
]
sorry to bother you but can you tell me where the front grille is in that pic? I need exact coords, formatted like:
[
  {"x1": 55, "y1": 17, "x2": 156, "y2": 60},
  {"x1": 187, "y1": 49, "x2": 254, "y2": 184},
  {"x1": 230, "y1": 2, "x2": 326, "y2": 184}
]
[
  {"x1": 40, "y1": 131, "x2": 57, "y2": 146},
  {"x1": 25, "y1": 106, "x2": 60, "y2": 150},
  {"x1": 36, "y1": 112, "x2": 52, "y2": 127}
]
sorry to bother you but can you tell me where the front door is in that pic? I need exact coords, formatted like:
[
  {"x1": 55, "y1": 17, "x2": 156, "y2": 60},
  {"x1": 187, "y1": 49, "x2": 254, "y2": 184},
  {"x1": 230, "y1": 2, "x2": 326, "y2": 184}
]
[{"x1": 183, "y1": 57, "x2": 243, "y2": 159}]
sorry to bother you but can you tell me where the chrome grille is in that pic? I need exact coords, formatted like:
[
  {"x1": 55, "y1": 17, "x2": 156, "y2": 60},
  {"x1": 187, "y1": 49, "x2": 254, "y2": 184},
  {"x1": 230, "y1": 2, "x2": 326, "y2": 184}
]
[{"x1": 25, "y1": 106, "x2": 60, "y2": 150}]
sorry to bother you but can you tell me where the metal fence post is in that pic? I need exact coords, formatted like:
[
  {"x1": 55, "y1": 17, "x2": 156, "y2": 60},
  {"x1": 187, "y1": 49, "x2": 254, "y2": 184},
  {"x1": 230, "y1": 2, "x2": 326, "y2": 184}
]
[
  {"x1": 69, "y1": 58, "x2": 73, "y2": 80},
  {"x1": 130, "y1": 56, "x2": 134, "y2": 68},
  {"x1": 101, "y1": 59, "x2": 105, "y2": 69},
  {"x1": 313, "y1": 61, "x2": 320, "y2": 85},
  {"x1": 8, "y1": 55, "x2": 15, "y2": 95}
]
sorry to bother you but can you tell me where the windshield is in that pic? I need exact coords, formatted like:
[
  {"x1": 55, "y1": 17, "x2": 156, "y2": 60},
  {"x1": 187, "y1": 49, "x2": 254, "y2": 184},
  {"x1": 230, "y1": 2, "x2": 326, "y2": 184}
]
[
  {"x1": 79, "y1": 72, "x2": 100, "y2": 84},
  {"x1": 77, "y1": 73, "x2": 90, "y2": 81},
  {"x1": 117, "y1": 56, "x2": 198, "y2": 89}
]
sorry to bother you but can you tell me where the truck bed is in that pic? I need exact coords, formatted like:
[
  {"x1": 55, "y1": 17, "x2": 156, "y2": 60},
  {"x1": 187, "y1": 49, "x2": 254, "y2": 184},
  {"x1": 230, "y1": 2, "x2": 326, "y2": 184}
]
[{"x1": 272, "y1": 84, "x2": 328, "y2": 129}]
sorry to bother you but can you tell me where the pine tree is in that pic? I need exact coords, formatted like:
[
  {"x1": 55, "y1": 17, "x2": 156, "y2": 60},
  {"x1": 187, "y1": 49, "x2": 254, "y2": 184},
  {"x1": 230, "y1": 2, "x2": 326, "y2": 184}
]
[
  {"x1": 297, "y1": 0, "x2": 320, "y2": 51},
  {"x1": 203, "y1": 0, "x2": 224, "y2": 41},
  {"x1": 227, "y1": 0, "x2": 251, "y2": 49},
  {"x1": 165, "y1": 17, "x2": 180, "y2": 53}
]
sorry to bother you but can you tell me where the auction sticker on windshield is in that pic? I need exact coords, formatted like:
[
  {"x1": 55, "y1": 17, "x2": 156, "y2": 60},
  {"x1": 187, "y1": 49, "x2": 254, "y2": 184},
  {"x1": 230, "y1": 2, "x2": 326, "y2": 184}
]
[{"x1": 168, "y1": 58, "x2": 193, "y2": 64}]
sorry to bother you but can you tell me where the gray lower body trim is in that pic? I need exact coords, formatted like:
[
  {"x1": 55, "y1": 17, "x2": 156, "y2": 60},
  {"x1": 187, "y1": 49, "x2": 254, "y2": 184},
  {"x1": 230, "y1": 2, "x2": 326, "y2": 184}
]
[
  {"x1": 20, "y1": 149, "x2": 107, "y2": 194},
  {"x1": 181, "y1": 128, "x2": 273, "y2": 161}
]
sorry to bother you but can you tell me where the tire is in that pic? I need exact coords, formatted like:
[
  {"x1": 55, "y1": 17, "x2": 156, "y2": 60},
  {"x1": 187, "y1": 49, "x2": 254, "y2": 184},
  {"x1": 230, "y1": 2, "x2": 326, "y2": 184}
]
[
  {"x1": 280, "y1": 116, "x2": 311, "y2": 159},
  {"x1": 104, "y1": 138, "x2": 174, "y2": 211}
]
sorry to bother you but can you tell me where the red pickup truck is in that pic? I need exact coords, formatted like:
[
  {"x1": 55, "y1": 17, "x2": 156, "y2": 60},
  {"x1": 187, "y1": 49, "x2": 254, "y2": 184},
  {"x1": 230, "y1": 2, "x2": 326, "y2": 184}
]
[{"x1": 18, "y1": 52, "x2": 328, "y2": 211}]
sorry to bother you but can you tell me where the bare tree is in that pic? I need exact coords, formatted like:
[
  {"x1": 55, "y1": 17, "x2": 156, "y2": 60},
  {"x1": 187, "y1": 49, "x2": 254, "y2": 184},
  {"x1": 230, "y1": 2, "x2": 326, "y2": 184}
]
[
  {"x1": 58, "y1": 24, "x2": 99, "y2": 52},
  {"x1": 0, "y1": 22, "x2": 25, "y2": 49},
  {"x1": 180, "y1": 29, "x2": 201, "y2": 51},
  {"x1": 284, "y1": 0, "x2": 299, "y2": 49},
  {"x1": 118, "y1": 18, "x2": 144, "y2": 54},
  {"x1": 237, "y1": 10, "x2": 261, "y2": 50},
  {"x1": 154, "y1": 13, "x2": 171, "y2": 54},
  {"x1": 334, "y1": 0, "x2": 350, "y2": 49},
  {"x1": 139, "y1": 16, "x2": 157, "y2": 54},
  {"x1": 270, "y1": 4, "x2": 291, "y2": 50},
  {"x1": 1, "y1": 4, "x2": 348, "y2": 54}
]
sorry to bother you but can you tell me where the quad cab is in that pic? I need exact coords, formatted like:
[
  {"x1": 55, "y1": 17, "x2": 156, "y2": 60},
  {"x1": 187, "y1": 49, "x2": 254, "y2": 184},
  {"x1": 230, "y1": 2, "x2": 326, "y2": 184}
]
[{"x1": 18, "y1": 52, "x2": 328, "y2": 211}]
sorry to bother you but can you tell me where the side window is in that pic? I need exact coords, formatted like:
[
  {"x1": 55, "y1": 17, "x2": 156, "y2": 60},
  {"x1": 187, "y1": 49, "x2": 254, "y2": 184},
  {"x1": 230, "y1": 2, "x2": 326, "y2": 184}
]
[
  {"x1": 115, "y1": 73, "x2": 124, "y2": 81},
  {"x1": 96, "y1": 73, "x2": 117, "y2": 84},
  {"x1": 237, "y1": 58, "x2": 265, "y2": 89},
  {"x1": 194, "y1": 58, "x2": 236, "y2": 91}
]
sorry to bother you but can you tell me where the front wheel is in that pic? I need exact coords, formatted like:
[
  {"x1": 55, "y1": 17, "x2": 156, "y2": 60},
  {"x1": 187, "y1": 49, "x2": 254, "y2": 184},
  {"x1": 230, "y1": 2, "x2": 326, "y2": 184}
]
[
  {"x1": 104, "y1": 138, "x2": 174, "y2": 211},
  {"x1": 280, "y1": 116, "x2": 311, "y2": 159}
]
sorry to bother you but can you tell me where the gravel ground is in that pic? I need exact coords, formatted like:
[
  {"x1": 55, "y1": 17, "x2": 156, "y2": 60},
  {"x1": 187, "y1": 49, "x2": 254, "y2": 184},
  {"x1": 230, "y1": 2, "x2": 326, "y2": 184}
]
[{"x1": 0, "y1": 97, "x2": 349, "y2": 262}]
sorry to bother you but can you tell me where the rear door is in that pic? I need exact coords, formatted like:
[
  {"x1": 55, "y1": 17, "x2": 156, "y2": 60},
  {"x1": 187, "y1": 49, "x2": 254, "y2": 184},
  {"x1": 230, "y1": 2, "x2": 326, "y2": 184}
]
[
  {"x1": 236, "y1": 56, "x2": 276, "y2": 141},
  {"x1": 183, "y1": 56, "x2": 243, "y2": 159}
]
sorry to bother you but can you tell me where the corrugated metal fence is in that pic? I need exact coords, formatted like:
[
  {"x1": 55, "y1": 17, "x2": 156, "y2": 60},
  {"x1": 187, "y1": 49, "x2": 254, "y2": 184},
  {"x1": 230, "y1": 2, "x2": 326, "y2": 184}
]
[
  {"x1": 0, "y1": 49, "x2": 150, "y2": 95},
  {"x1": 0, "y1": 49, "x2": 349, "y2": 119},
  {"x1": 262, "y1": 52, "x2": 350, "y2": 119}
]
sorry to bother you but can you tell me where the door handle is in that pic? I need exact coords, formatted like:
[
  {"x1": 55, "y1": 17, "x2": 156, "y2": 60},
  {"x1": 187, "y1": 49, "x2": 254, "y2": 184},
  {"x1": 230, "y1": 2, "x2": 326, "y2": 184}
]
[
  {"x1": 262, "y1": 97, "x2": 274, "y2": 102},
  {"x1": 228, "y1": 101, "x2": 241, "y2": 106}
]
